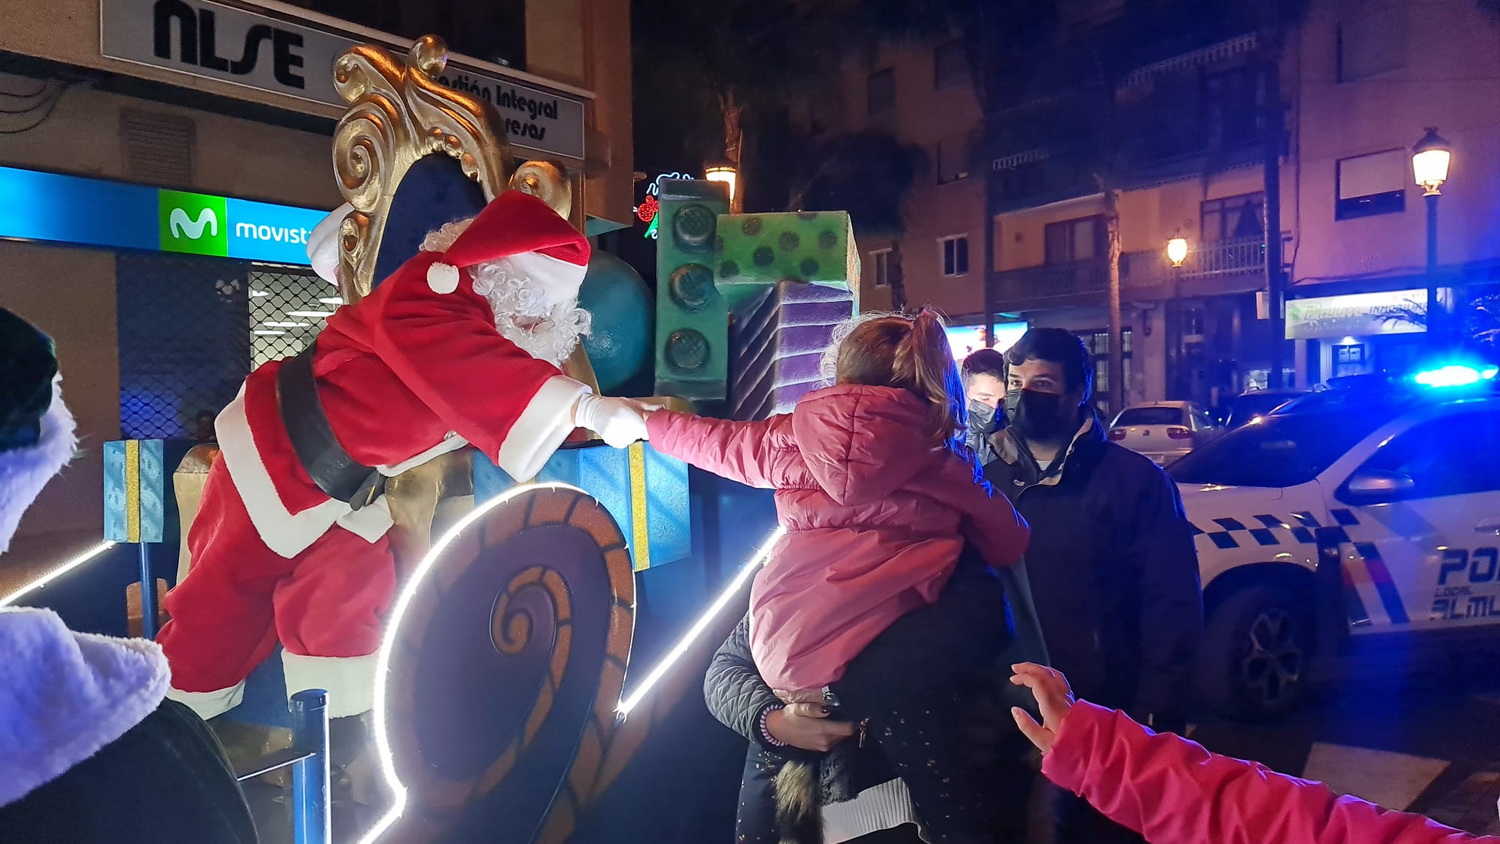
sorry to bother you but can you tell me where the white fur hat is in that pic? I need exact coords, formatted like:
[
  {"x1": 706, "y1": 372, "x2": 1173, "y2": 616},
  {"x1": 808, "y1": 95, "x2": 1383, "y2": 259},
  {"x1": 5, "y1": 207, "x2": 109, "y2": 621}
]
[
  {"x1": 0, "y1": 608, "x2": 170, "y2": 807},
  {"x1": 0, "y1": 309, "x2": 77, "y2": 555}
]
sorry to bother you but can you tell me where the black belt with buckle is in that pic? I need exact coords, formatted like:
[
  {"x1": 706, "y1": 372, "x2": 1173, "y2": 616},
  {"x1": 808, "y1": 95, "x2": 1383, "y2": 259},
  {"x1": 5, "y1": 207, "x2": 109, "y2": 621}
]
[{"x1": 275, "y1": 343, "x2": 386, "y2": 510}]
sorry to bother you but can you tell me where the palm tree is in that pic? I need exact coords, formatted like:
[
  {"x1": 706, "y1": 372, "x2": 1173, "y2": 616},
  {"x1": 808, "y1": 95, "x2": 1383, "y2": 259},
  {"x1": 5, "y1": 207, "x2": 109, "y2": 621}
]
[{"x1": 632, "y1": 0, "x2": 838, "y2": 212}]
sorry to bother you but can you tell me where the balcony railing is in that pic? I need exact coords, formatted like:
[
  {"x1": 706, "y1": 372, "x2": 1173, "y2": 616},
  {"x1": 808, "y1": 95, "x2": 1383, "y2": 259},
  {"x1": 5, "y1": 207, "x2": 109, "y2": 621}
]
[
  {"x1": 991, "y1": 237, "x2": 1268, "y2": 308},
  {"x1": 991, "y1": 259, "x2": 1110, "y2": 307},
  {"x1": 1126, "y1": 236, "x2": 1267, "y2": 285}
]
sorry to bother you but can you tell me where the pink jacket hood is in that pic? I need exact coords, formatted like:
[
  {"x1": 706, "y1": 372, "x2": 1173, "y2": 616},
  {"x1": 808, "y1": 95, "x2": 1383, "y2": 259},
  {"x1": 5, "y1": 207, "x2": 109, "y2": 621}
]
[
  {"x1": 647, "y1": 386, "x2": 1030, "y2": 692},
  {"x1": 790, "y1": 385, "x2": 944, "y2": 506}
]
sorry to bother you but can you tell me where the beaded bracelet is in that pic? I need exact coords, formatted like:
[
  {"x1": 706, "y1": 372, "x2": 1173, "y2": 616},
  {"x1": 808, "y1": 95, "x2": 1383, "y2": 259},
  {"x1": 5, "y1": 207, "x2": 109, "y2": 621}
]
[{"x1": 758, "y1": 704, "x2": 788, "y2": 747}]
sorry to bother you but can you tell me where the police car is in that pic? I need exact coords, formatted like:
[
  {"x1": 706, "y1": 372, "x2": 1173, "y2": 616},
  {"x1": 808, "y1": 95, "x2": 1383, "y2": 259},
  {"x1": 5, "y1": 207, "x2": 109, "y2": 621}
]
[{"x1": 1168, "y1": 363, "x2": 1500, "y2": 720}]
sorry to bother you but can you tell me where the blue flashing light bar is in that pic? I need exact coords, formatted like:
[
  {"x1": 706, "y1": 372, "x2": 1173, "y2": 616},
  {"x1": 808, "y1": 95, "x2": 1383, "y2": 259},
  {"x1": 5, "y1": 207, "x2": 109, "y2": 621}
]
[{"x1": 1413, "y1": 364, "x2": 1500, "y2": 389}]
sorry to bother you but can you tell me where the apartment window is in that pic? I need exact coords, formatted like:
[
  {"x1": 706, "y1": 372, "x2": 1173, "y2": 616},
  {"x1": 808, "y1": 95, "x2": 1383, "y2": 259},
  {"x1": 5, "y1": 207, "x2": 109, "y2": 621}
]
[
  {"x1": 936, "y1": 135, "x2": 970, "y2": 184},
  {"x1": 1202, "y1": 67, "x2": 1263, "y2": 151},
  {"x1": 871, "y1": 248, "x2": 893, "y2": 288},
  {"x1": 934, "y1": 40, "x2": 969, "y2": 89},
  {"x1": 941, "y1": 235, "x2": 970, "y2": 277},
  {"x1": 1337, "y1": 6, "x2": 1405, "y2": 83},
  {"x1": 1044, "y1": 215, "x2": 1104, "y2": 264},
  {"x1": 1201, "y1": 193, "x2": 1265, "y2": 241},
  {"x1": 1336, "y1": 149, "x2": 1407, "y2": 220},
  {"x1": 867, "y1": 68, "x2": 896, "y2": 115}
]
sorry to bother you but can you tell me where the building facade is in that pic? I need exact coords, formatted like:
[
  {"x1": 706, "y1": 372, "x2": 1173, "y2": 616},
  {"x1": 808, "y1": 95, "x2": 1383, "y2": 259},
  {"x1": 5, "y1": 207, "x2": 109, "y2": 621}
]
[
  {"x1": 811, "y1": 0, "x2": 1500, "y2": 417},
  {"x1": 0, "y1": 0, "x2": 632, "y2": 581}
]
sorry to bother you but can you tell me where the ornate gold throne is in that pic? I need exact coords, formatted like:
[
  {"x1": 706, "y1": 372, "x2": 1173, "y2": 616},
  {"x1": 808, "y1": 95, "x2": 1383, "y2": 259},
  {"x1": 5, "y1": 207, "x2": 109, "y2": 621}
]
[{"x1": 170, "y1": 37, "x2": 703, "y2": 841}]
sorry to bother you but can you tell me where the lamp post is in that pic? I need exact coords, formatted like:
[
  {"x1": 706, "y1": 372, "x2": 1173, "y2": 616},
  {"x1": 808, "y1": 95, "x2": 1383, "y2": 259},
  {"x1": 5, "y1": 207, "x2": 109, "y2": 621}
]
[
  {"x1": 1165, "y1": 235, "x2": 1188, "y2": 401},
  {"x1": 1412, "y1": 127, "x2": 1452, "y2": 343},
  {"x1": 705, "y1": 163, "x2": 740, "y2": 213}
]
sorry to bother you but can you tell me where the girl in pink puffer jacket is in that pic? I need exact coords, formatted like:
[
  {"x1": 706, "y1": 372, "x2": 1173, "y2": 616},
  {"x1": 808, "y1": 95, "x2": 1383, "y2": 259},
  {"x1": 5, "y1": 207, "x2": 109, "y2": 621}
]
[{"x1": 644, "y1": 310, "x2": 1030, "y2": 843}]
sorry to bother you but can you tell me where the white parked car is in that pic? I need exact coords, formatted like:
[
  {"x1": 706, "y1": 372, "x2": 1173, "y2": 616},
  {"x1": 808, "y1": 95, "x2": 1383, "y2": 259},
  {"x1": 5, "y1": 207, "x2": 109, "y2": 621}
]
[
  {"x1": 1168, "y1": 381, "x2": 1500, "y2": 720},
  {"x1": 1108, "y1": 401, "x2": 1222, "y2": 465}
]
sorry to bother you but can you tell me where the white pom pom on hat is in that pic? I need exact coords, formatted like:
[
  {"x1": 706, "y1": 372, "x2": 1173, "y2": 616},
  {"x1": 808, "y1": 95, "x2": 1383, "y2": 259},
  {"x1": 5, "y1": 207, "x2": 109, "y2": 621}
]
[{"x1": 427, "y1": 262, "x2": 461, "y2": 294}]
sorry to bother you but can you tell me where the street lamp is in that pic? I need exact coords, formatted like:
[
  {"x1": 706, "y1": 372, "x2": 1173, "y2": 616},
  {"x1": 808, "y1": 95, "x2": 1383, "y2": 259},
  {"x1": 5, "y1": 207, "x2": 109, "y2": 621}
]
[
  {"x1": 705, "y1": 164, "x2": 739, "y2": 210},
  {"x1": 1412, "y1": 127, "x2": 1452, "y2": 341},
  {"x1": 1166, "y1": 234, "x2": 1189, "y2": 268}
]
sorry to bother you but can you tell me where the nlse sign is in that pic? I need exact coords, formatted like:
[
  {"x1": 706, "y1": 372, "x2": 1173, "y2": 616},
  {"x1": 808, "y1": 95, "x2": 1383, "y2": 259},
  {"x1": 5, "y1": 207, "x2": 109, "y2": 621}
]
[
  {"x1": 100, "y1": 0, "x2": 587, "y2": 160},
  {"x1": 152, "y1": 0, "x2": 308, "y2": 88}
]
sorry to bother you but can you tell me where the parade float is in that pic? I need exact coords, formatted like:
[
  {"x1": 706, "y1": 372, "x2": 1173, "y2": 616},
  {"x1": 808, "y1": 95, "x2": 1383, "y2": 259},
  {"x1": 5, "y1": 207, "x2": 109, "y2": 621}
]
[{"x1": 81, "y1": 35, "x2": 858, "y2": 843}]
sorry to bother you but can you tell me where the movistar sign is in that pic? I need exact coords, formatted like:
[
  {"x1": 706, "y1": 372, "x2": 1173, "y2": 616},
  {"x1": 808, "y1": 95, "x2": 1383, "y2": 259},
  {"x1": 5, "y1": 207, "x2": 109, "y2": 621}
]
[{"x1": 0, "y1": 165, "x2": 324, "y2": 264}]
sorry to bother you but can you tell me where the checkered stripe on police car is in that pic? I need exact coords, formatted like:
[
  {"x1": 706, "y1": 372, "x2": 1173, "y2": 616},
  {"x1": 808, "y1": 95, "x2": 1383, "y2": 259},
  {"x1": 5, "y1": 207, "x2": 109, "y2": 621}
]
[{"x1": 1188, "y1": 509, "x2": 1362, "y2": 550}]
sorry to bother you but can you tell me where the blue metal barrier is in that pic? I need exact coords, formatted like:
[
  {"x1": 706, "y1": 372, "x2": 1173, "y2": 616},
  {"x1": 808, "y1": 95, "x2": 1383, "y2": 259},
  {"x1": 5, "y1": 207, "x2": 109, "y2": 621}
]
[
  {"x1": 137, "y1": 544, "x2": 157, "y2": 640},
  {"x1": 235, "y1": 689, "x2": 331, "y2": 844}
]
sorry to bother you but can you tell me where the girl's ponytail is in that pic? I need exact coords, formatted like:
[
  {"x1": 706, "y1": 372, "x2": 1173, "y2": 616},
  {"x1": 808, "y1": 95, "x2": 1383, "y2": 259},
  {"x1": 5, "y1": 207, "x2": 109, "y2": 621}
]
[{"x1": 895, "y1": 309, "x2": 966, "y2": 448}]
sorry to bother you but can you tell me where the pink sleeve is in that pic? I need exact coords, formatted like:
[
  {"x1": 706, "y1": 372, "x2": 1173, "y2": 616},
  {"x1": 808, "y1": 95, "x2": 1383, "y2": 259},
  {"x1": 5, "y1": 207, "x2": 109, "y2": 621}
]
[
  {"x1": 922, "y1": 456, "x2": 1029, "y2": 569},
  {"x1": 646, "y1": 411, "x2": 783, "y2": 488},
  {"x1": 1043, "y1": 701, "x2": 1489, "y2": 844}
]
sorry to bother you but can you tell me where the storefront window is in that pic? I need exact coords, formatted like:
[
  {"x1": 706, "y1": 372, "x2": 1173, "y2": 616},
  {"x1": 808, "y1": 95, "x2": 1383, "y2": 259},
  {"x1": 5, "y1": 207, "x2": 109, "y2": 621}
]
[{"x1": 116, "y1": 256, "x2": 324, "y2": 439}]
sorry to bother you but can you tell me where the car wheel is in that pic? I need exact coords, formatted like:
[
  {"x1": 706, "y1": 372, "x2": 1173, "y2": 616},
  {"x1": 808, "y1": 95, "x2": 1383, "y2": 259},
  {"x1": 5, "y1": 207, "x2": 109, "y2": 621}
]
[{"x1": 1199, "y1": 585, "x2": 1311, "y2": 722}]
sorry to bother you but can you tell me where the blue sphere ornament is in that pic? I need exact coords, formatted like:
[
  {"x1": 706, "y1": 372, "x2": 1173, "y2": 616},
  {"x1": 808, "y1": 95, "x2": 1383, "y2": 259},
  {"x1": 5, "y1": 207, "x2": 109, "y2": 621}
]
[{"x1": 579, "y1": 251, "x2": 653, "y2": 394}]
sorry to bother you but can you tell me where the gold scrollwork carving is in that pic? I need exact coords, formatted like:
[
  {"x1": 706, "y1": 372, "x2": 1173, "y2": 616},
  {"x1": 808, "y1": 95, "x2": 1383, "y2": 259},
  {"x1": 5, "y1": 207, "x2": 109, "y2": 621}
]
[{"x1": 329, "y1": 35, "x2": 572, "y2": 301}]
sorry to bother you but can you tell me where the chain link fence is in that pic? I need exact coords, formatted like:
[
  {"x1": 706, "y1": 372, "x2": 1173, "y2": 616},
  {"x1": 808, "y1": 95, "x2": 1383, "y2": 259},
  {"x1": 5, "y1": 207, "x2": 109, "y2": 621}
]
[
  {"x1": 116, "y1": 254, "x2": 326, "y2": 439},
  {"x1": 250, "y1": 268, "x2": 334, "y2": 368}
]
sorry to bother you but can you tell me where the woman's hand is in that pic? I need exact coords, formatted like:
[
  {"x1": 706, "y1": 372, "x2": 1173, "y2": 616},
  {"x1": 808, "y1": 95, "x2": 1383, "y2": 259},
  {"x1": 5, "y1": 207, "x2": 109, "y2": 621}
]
[
  {"x1": 766, "y1": 703, "x2": 856, "y2": 752},
  {"x1": 1009, "y1": 662, "x2": 1075, "y2": 754}
]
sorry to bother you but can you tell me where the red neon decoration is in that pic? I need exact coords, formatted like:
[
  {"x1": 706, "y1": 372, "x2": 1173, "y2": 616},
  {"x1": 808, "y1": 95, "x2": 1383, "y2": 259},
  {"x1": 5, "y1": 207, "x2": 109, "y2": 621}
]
[{"x1": 635, "y1": 195, "x2": 659, "y2": 224}]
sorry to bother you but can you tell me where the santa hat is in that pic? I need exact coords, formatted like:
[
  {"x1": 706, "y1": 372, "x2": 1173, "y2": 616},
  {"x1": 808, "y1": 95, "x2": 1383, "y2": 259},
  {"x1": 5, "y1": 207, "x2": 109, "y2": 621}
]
[{"x1": 423, "y1": 190, "x2": 590, "y2": 295}]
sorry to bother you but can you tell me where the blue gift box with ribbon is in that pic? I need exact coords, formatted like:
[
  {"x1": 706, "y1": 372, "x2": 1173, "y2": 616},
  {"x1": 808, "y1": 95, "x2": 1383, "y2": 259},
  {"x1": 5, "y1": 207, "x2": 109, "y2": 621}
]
[
  {"x1": 471, "y1": 443, "x2": 691, "y2": 571},
  {"x1": 103, "y1": 439, "x2": 167, "y2": 544}
]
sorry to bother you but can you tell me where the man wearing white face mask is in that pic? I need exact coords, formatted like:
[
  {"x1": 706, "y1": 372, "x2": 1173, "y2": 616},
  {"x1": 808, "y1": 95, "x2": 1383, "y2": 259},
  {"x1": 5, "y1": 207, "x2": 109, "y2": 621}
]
[{"x1": 157, "y1": 190, "x2": 649, "y2": 725}]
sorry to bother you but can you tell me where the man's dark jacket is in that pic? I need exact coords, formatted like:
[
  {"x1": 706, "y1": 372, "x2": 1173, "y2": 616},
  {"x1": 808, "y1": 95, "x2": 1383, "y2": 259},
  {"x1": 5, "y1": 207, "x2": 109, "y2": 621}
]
[{"x1": 983, "y1": 410, "x2": 1202, "y2": 727}]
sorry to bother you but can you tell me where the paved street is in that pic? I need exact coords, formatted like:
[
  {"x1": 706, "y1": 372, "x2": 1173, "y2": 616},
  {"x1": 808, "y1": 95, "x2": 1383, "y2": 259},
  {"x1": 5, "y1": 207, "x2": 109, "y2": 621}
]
[
  {"x1": 1190, "y1": 636, "x2": 1500, "y2": 836},
  {"x1": 243, "y1": 636, "x2": 1500, "y2": 842}
]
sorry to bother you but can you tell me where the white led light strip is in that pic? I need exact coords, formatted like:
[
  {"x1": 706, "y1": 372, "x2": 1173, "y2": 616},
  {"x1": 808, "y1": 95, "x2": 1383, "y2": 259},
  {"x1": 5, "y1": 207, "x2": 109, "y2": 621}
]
[
  {"x1": 0, "y1": 541, "x2": 118, "y2": 608},
  {"x1": 358, "y1": 482, "x2": 783, "y2": 843},
  {"x1": 615, "y1": 526, "x2": 784, "y2": 718},
  {"x1": 359, "y1": 483, "x2": 583, "y2": 844}
]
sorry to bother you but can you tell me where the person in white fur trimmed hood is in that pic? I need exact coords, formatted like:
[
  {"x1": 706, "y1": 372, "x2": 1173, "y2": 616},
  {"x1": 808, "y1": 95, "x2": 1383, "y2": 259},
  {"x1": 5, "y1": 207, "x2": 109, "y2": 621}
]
[{"x1": 0, "y1": 308, "x2": 257, "y2": 843}]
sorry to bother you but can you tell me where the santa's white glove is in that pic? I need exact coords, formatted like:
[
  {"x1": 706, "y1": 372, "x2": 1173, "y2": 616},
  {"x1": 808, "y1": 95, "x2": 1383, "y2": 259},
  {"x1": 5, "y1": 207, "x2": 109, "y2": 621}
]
[{"x1": 573, "y1": 394, "x2": 651, "y2": 448}]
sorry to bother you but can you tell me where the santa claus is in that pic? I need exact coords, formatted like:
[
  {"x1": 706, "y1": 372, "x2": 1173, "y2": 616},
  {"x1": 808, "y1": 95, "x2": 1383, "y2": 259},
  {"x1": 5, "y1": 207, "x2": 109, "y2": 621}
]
[{"x1": 157, "y1": 190, "x2": 647, "y2": 722}]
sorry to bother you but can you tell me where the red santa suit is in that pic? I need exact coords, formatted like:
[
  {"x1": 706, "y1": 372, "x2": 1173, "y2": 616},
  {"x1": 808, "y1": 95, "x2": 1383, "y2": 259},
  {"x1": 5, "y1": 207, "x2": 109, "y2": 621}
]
[{"x1": 160, "y1": 191, "x2": 618, "y2": 719}]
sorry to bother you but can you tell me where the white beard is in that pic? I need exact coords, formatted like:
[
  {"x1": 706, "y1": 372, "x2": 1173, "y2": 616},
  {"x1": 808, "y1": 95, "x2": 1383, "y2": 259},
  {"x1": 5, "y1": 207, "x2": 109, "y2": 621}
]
[
  {"x1": 0, "y1": 378, "x2": 78, "y2": 554},
  {"x1": 422, "y1": 219, "x2": 592, "y2": 367}
]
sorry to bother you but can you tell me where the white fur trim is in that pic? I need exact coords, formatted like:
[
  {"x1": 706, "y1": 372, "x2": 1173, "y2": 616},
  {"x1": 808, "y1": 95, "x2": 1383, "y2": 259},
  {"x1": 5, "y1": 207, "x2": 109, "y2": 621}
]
[
  {"x1": 427, "y1": 262, "x2": 461, "y2": 294},
  {"x1": 0, "y1": 608, "x2": 170, "y2": 807},
  {"x1": 334, "y1": 497, "x2": 394, "y2": 544},
  {"x1": 164, "y1": 681, "x2": 246, "y2": 722},
  {"x1": 498, "y1": 375, "x2": 589, "y2": 481},
  {"x1": 280, "y1": 651, "x2": 378, "y2": 718},
  {"x1": 0, "y1": 378, "x2": 78, "y2": 555},
  {"x1": 216, "y1": 386, "x2": 366, "y2": 558},
  {"x1": 377, "y1": 433, "x2": 469, "y2": 477},
  {"x1": 308, "y1": 203, "x2": 352, "y2": 285},
  {"x1": 505, "y1": 251, "x2": 588, "y2": 307}
]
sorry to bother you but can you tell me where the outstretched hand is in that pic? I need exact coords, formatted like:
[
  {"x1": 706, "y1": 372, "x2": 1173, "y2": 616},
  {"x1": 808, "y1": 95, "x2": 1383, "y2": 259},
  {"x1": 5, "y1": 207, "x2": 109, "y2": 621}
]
[
  {"x1": 574, "y1": 395, "x2": 659, "y2": 448},
  {"x1": 1009, "y1": 663, "x2": 1075, "y2": 754}
]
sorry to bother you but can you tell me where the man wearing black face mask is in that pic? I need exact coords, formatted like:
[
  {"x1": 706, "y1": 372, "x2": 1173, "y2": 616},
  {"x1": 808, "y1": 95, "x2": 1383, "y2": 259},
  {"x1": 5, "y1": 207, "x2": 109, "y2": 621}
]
[
  {"x1": 961, "y1": 349, "x2": 1007, "y2": 465},
  {"x1": 981, "y1": 328, "x2": 1201, "y2": 844}
]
